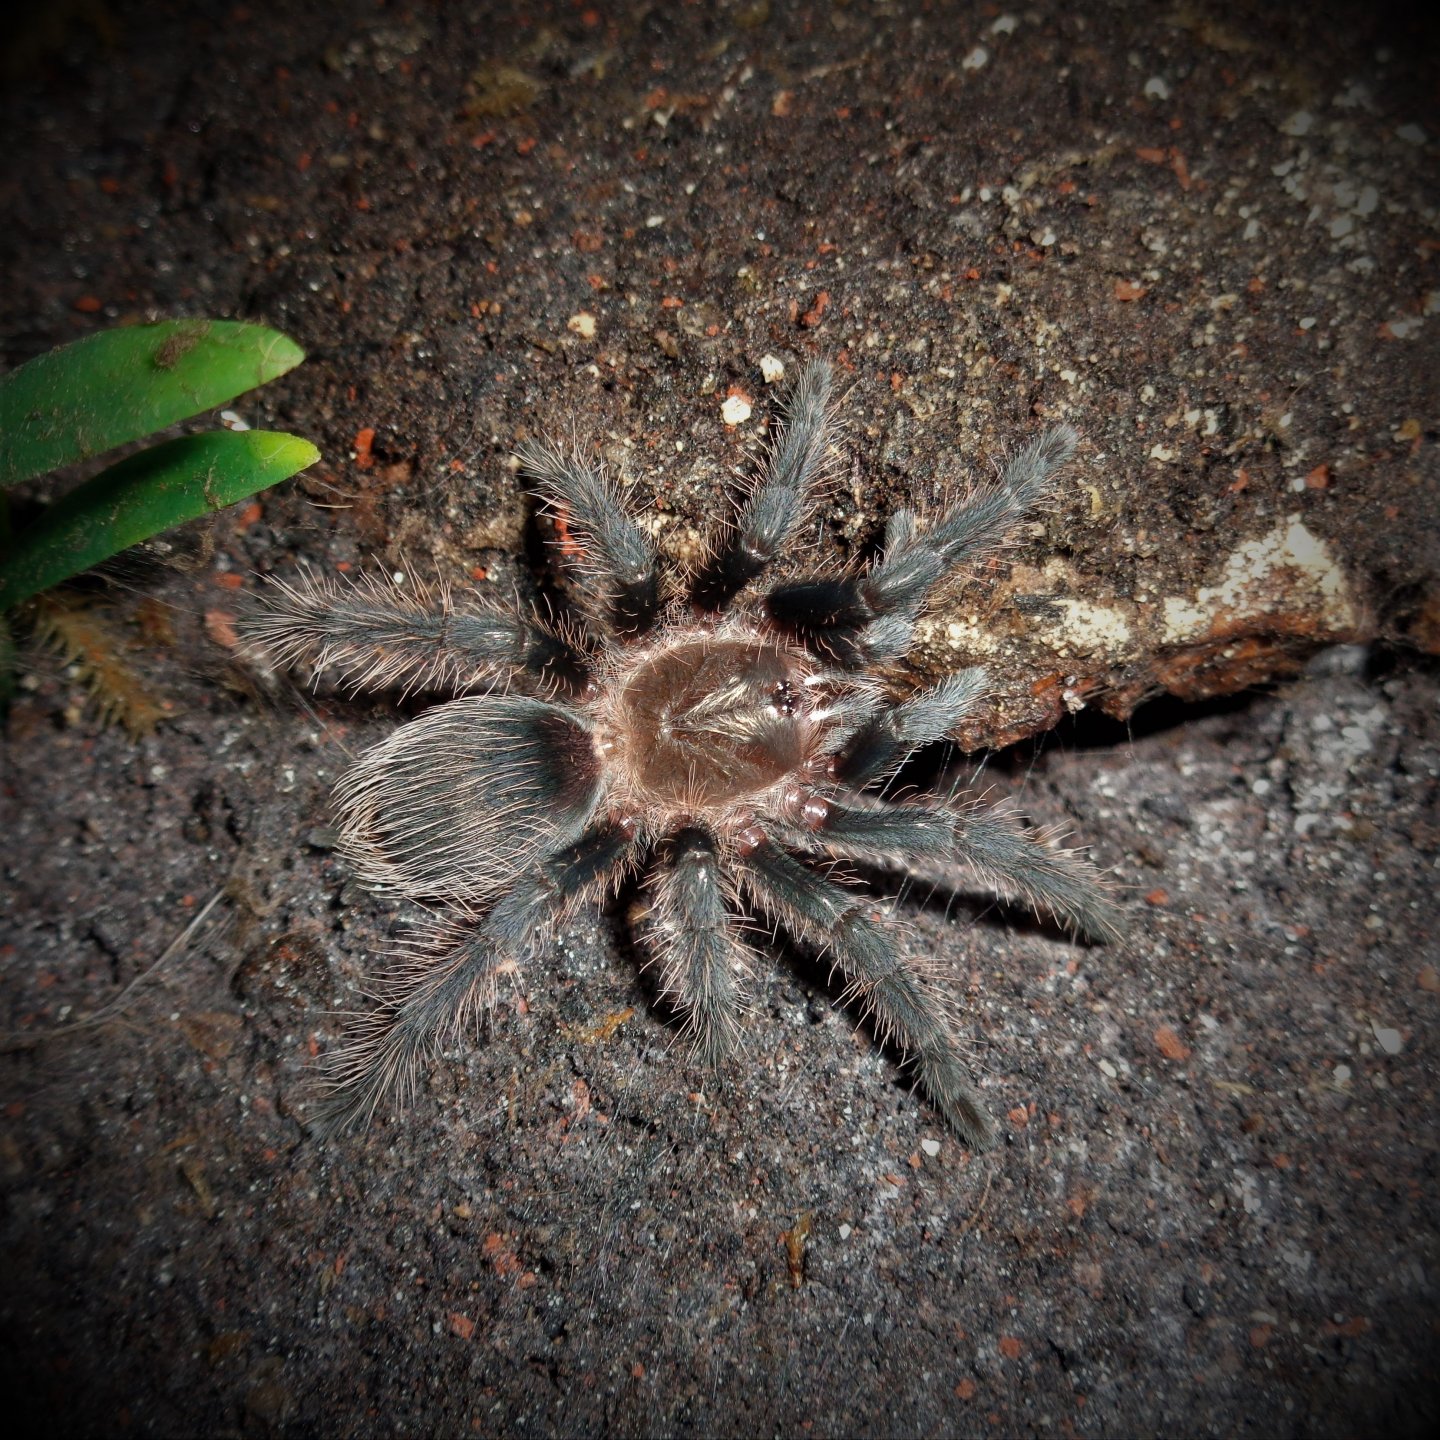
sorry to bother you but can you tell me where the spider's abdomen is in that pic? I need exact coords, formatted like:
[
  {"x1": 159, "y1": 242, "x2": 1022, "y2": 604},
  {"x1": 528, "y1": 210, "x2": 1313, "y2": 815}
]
[
  {"x1": 612, "y1": 636, "x2": 816, "y2": 809},
  {"x1": 332, "y1": 695, "x2": 604, "y2": 905}
]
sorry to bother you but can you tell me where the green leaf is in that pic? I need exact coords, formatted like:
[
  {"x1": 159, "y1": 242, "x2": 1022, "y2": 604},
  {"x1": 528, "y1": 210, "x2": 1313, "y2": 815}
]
[
  {"x1": 0, "y1": 430, "x2": 319, "y2": 611},
  {"x1": 0, "y1": 320, "x2": 306, "y2": 489}
]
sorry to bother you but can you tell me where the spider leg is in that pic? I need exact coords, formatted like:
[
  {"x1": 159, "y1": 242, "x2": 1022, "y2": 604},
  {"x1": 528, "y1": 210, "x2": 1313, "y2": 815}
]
[
  {"x1": 912, "y1": 424, "x2": 1080, "y2": 569},
  {"x1": 244, "y1": 569, "x2": 589, "y2": 697},
  {"x1": 696, "y1": 360, "x2": 835, "y2": 609},
  {"x1": 516, "y1": 440, "x2": 663, "y2": 639},
  {"x1": 832, "y1": 669, "x2": 989, "y2": 787},
  {"x1": 314, "y1": 820, "x2": 639, "y2": 1133},
  {"x1": 767, "y1": 795, "x2": 955, "y2": 864},
  {"x1": 948, "y1": 803, "x2": 1126, "y2": 943},
  {"x1": 334, "y1": 695, "x2": 605, "y2": 907},
  {"x1": 772, "y1": 792, "x2": 1123, "y2": 943},
  {"x1": 646, "y1": 827, "x2": 751, "y2": 1063},
  {"x1": 767, "y1": 424, "x2": 1078, "y2": 666},
  {"x1": 738, "y1": 840, "x2": 997, "y2": 1150}
]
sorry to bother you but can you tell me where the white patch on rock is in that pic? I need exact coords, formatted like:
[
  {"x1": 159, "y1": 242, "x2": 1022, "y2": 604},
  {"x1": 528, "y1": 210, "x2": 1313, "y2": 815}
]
[
  {"x1": 1160, "y1": 516, "x2": 1358, "y2": 645},
  {"x1": 1042, "y1": 598, "x2": 1133, "y2": 659}
]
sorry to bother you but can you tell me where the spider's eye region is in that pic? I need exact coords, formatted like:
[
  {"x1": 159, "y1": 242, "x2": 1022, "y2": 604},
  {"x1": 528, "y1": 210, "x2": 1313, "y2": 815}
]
[{"x1": 616, "y1": 636, "x2": 816, "y2": 808}]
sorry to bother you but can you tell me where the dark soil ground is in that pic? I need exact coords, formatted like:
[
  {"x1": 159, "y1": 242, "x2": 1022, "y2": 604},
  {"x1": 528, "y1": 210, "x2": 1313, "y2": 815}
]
[{"x1": 2, "y1": 2, "x2": 1437, "y2": 1435}]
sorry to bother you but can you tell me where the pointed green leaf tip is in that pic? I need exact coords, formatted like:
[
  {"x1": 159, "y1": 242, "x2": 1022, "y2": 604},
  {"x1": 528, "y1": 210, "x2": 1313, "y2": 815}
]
[
  {"x1": 0, "y1": 320, "x2": 307, "y2": 489},
  {"x1": 0, "y1": 430, "x2": 320, "y2": 611}
]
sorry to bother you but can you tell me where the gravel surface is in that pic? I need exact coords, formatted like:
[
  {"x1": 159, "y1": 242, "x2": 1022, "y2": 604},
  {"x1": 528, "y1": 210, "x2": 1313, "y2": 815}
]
[{"x1": 2, "y1": 2, "x2": 1436, "y2": 1435}]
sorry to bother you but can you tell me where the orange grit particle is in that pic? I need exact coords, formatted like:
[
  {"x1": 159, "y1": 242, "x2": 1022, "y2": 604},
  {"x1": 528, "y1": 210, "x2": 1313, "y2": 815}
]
[
  {"x1": 204, "y1": 610, "x2": 240, "y2": 649},
  {"x1": 1154, "y1": 1025, "x2": 1191, "y2": 1062},
  {"x1": 800, "y1": 290, "x2": 830, "y2": 327}
]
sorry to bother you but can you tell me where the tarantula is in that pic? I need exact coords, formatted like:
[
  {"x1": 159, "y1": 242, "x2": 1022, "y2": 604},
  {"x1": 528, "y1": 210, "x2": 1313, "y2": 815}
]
[{"x1": 247, "y1": 361, "x2": 1120, "y2": 1147}]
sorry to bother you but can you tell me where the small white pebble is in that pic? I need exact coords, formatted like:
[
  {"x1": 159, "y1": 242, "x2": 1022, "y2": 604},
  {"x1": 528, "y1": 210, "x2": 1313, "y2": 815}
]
[
  {"x1": 962, "y1": 46, "x2": 988, "y2": 70},
  {"x1": 720, "y1": 393, "x2": 752, "y2": 426},
  {"x1": 1282, "y1": 110, "x2": 1314, "y2": 137},
  {"x1": 1371, "y1": 1023, "x2": 1403, "y2": 1055},
  {"x1": 1144, "y1": 76, "x2": 1171, "y2": 100},
  {"x1": 1329, "y1": 215, "x2": 1354, "y2": 239},
  {"x1": 1298, "y1": 316, "x2": 1317, "y2": 330},
  {"x1": 645, "y1": 213, "x2": 665, "y2": 228},
  {"x1": 759, "y1": 354, "x2": 786, "y2": 384},
  {"x1": 219, "y1": 409, "x2": 251, "y2": 431},
  {"x1": 1386, "y1": 316, "x2": 1422, "y2": 338},
  {"x1": 1396, "y1": 123, "x2": 1427, "y2": 145},
  {"x1": 1098, "y1": 1058, "x2": 1118, "y2": 1079},
  {"x1": 567, "y1": 312, "x2": 597, "y2": 339},
  {"x1": 838, "y1": 1223, "x2": 853, "y2": 1240},
  {"x1": 990, "y1": 14, "x2": 1018, "y2": 35},
  {"x1": 1333, "y1": 1063, "x2": 1352, "y2": 1083},
  {"x1": 920, "y1": 1137, "x2": 941, "y2": 1158}
]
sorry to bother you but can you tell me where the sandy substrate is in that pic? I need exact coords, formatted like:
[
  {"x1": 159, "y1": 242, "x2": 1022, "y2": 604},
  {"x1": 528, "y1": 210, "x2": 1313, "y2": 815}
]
[{"x1": 2, "y1": 2, "x2": 1436, "y2": 1434}]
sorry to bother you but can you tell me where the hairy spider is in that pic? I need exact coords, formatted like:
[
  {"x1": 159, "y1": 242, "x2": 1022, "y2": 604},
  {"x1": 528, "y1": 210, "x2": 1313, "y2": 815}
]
[{"x1": 247, "y1": 361, "x2": 1121, "y2": 1147}]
